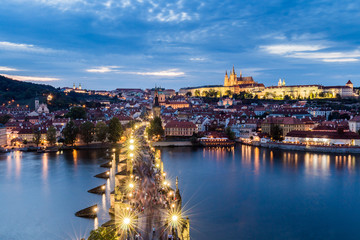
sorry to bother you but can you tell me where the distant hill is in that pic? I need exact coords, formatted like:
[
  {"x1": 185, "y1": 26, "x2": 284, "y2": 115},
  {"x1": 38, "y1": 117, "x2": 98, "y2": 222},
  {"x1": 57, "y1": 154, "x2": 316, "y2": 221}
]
[
  {"x1": 0, "y1": 74, "x2": 117, "y2": 110},
  {"x1": 0, "y1": 75, "x2": 58, "y2": 103}
]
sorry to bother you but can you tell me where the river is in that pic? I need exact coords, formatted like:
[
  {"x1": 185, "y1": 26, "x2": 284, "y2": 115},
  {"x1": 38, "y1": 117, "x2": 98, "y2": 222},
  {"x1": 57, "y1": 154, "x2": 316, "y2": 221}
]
[{"x1": 1, "y1": 145, "x2": 360, "y2": 239}]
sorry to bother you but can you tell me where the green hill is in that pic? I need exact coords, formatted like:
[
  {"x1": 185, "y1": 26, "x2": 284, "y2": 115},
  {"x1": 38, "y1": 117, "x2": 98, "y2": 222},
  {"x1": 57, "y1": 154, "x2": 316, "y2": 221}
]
[
  {"x1": 0, "y1": 75, "x2": 58, "y2": 103},
  {"x1": 0, "y1": 75, "x2": 117, "y2": 110}
]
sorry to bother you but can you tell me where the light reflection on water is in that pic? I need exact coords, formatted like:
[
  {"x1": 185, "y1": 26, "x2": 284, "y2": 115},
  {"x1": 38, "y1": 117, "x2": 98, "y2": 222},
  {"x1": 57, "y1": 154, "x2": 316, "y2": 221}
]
[
  {"x1": 0, "y1": 149, "x2": 110, "y2": 240},
  {"x1": 161, "y1": 145, "x2": 360, "y2": 240}
]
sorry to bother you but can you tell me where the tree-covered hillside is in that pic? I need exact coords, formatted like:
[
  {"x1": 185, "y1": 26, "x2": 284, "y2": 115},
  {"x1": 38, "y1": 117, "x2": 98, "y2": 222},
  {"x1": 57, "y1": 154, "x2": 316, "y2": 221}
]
[
  {"x1": 0, "y1": 75, "x2": 119, "y2": 110},
  {"x1": 0, "y1": 75, "x2": 57, "y2": 102}
]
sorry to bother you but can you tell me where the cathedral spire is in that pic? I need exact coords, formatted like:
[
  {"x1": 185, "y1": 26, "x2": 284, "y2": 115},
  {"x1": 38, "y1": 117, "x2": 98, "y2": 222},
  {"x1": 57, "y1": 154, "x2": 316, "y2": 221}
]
[{"x1": 232, "y1": 65, "x2": 235, "y2": 74}]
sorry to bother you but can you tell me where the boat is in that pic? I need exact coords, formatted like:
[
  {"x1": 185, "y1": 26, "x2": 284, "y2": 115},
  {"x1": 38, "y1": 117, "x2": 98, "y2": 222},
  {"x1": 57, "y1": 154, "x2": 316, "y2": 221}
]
[
  {"x1": 199, "y1": 137, "x2": 235, "y2": 147},
  {"x1": 45, "y1": 146, "x2": 59, "y2": 153}
]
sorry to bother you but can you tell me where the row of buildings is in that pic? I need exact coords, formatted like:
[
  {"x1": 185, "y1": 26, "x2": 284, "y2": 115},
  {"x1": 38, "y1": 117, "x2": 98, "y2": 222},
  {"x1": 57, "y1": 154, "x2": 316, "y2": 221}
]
[{"x1": 179, "y1": 66, "x2": 357, "y2": 99}]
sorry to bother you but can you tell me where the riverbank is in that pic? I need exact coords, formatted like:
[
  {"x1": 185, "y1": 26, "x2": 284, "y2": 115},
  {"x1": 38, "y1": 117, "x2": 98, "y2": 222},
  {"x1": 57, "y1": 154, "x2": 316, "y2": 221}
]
[{"x1": 247, "y1": 141, "x2": 360, "y2": 154}]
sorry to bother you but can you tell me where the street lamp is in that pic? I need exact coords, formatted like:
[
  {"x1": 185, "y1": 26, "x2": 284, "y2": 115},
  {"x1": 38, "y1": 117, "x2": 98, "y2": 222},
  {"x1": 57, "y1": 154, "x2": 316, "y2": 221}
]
[{"x1": 129, "y1": 145, "x2": 135, "y2": 151}]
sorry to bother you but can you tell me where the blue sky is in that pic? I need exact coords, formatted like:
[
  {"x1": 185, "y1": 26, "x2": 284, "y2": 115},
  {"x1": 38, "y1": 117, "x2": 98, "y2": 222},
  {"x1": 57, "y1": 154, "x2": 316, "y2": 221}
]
[{"x1": 0, "y1": 0, "x2": 359, "y2": 90}]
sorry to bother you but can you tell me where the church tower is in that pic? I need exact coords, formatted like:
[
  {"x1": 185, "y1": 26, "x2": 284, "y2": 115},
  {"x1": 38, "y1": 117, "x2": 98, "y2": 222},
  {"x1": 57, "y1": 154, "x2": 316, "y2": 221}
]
[
  {"x1": 153, "y1": 88, "x2": 161, "y2": 118},
  {"x1": 229, "y1": 65, "x2": 237, "y2": 86},
  {"x1": 282, "y1": 78, "x2": 286, "y2": 86},
  {"x1": 224, "y1": 71, "x2": 229, "y2": 86},
  {"x1": 35, "y1": 98, "x2": 39, "y2": 111},
  {"x1": 278, "y1": 78, "x2": 282, "y2": 86}
]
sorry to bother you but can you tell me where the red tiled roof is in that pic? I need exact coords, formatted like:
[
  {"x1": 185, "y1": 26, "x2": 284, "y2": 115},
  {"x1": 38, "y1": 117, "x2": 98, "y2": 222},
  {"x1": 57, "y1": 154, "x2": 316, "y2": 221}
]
[{"x1": 165, "y1": 121, "x2": 196, "y2": 129}]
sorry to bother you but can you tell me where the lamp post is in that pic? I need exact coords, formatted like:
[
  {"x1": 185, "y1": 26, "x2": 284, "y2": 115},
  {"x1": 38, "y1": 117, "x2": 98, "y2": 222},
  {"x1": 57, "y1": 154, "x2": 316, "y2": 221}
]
[
  {"x1": 123, "y1": 217, "x2": 130, "y2": 240},
  {"x1": 171, "y1": 214, "x2": 179, "y2": 240}
]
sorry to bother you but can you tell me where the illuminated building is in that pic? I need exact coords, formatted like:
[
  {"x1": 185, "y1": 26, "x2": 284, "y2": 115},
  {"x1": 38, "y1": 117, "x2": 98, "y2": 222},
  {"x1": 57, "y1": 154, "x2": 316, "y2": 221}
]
[{"x1": 179, "y1": 66, "x2": 356, "y2": 99}]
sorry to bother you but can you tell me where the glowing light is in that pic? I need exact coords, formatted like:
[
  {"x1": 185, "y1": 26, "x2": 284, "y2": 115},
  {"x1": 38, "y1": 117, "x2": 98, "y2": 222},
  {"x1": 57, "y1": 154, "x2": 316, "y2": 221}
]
[
  {"x1": 102, "y1": 186, "x2": 105, "y2": 189},
  {"x1": 129, "y1": 183, "x2": 134, "y2": 188},
  {"x1": 123, "y1": 217, "x2": 131, "y2": 225},
  {"x1": 129, "y1": 145, "x2": 135, "y2": 150},
  {"x1": 130, "y1": 139, "x2": 134, "y2": 144},
  {"x1": 94, "y1": 207, "x2": 98, "y2": 212},
  {"x1": 129, "y1": 153, "x2": 134, "y2": 158},
  {"x1": 172, "y1": 215, "x2": 178, "y2": 222},
  {"x1": 106, "y1": 171, "x2": 110, "y2": 175}
]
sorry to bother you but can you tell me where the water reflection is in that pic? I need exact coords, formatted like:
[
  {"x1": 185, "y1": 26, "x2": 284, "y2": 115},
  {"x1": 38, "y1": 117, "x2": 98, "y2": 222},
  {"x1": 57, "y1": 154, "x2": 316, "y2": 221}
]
[
  {"x1": 15, "y1": 151, "x2": 22, "y2": 178},
  {"x1": 42, "y1": 153, "x2": 48, "y2": 180},
  {"x1": 335, "y1": 155, "x2": 356, "y2": 171}
]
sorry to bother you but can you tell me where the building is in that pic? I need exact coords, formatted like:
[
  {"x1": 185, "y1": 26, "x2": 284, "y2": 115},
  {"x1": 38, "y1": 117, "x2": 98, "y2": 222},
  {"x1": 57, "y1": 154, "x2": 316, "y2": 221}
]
[
  {"x1": 179, "y1": 66, "x2": 265, "y2": 97},
  {"x1": 152, "y1": 89, "x2": 161, "y2": 118},
  {"x1": 259, "y1": 80, "x2": 355, "y2": 99},
  {"x1": 285, "y1": 129, "x2": 360, "y2": 146},
  {"x1": 0, "y1": 124, "x2": 6, "y2": 146},
  {"x1": 164, "y1": 120, "x2": 197, "y2": 137},
  {"x1": 349, "y1": 116, "x2": 360, "y2": 133},
  {"x1": 179, "y1": 66, "x2": 356, "y2": 99},
  {"x1": 261, "y1": 117, "x2": 307, "y2": 138}
]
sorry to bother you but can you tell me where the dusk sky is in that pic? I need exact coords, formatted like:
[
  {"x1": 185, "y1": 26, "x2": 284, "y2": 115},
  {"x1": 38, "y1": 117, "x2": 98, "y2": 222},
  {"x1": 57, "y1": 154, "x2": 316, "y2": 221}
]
[{"x1": 0, "y1": 0, "x2": 360, "y2": 90}]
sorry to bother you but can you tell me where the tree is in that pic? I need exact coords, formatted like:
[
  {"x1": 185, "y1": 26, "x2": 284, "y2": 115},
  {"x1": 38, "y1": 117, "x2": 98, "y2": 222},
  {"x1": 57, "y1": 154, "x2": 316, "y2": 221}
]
[
  {"x1": 80, "y1": 121, "x2": 95, "y2": 145},
  {"x1": 194, "y1": 90, "x2": 200, "y2": 97},
  {"x1": 225, "y1": 126, "x2": 236, "y2": 140},
  {"x1": 46, "y1": 125, "x2": 57, "y2": 146},
  {"x1": 33, "y1": 127, "x2": 42, "y2": 147},
  {"x1": 270, "y1": 125, "x2": 283, "y2": 141},
  {"x1": 146, "y1": 116, "x2": 164, "y2": 137},
  {"x1": 88, "y1": 227, "x2": 117, "y2": 240},
  {"x1": 208, "y1": 89, "x2": 218, "y2": 98},
  {"x1": 202, "y1": 91, "x2": 209, "y2": 97},
  {"x1": 95, "y1": 121, "x2": 108, "y2": 143},
  {"x1": 0, "y1": 114, "x2": 11, "y2": 124},
  {"x1": 108, "y1": 117, "x2": 123, "y2": 143},
  {"x1": 63, "y1": 120, "x2": 79, "y2": 146},
  {"x1": 186, "y1": 91, "x2": 192, "y2": 97},
  {"x1": 66, "y1": 106, "x2": 87, "y2": 119},
  {"x1": 225, "y1": 90, "x2": 233, "y2": 97}
]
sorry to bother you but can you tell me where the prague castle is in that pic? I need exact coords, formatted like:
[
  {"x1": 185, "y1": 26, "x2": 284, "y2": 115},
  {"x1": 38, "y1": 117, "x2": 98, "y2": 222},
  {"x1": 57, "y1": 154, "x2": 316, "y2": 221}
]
[
  {"x1": 180, "y1": 66, "x2": 356, "y2": 99},
  {"x1": 179, "y1": 66, "x2": 265, "y2": 97}
]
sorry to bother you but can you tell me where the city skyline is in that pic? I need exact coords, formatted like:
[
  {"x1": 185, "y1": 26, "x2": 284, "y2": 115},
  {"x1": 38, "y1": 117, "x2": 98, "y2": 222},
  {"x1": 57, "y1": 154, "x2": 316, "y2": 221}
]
[{"x1": 1, "y1": 0, "x2": 360, "y2": 90}]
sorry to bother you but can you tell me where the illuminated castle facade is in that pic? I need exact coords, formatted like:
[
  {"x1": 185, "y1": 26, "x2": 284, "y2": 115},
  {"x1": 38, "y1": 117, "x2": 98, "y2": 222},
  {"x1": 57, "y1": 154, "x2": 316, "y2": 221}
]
[
  {"x1": 179, "y1": 66, "x2": 356, "y2": 99},
  {"x1": 179, "y1": 66, "x2": 265, "y2": 97}
]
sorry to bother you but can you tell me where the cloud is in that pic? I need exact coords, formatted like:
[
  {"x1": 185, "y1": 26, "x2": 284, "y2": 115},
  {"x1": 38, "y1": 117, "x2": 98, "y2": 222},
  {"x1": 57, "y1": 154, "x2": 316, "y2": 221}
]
[
  {"x1": 0, "y1": 66, "x2": 20, "y2": 71},
  {"x1": 190, "y1": 57, "x2": 206, "y2": 61},
  {"x1": 1, "y1": 74, "x2": 60, "y2": 82},
  {"x1": 261, "y1": 43, "x2": 360, "y2": 63},
  {"x1": 129, "y1": 69, "x2": 185, "y2": 77},
  {"x1": 86, "y1": 66, "x2": 185, "y2": 77},
  {"x1": 322, "y1": 58, "x2": 359, "y2": 62},
  {"x1": 0, "y1": 41, "x2": 57, "y2": 53},
  {"x1": 151, "y1": 10, "x2": 192, "y2": 22},
  {"x1": 86, "y1": 66, "x2": 122, "y2": 73},
  {"x1": 260, "y1": 44, "x2": 326, "y2": 55}
]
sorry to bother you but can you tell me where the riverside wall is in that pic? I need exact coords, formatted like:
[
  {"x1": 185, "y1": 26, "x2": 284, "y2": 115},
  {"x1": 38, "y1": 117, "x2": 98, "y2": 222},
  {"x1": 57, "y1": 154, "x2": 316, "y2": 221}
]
[{"x1": 251, "y1": 141, "x2": 360, "y2": 154}]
